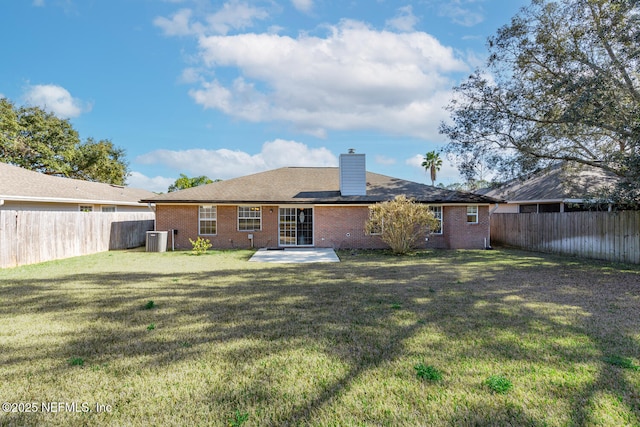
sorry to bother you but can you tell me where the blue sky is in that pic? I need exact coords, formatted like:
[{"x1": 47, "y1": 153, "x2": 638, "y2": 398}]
[{"x1": 1, "y1": 0, "x2": 528, "y2": 192}]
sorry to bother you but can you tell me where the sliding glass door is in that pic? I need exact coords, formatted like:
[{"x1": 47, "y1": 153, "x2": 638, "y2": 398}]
[{"x1": 279, "y1": 207, "x2": 313, "y2": 246}]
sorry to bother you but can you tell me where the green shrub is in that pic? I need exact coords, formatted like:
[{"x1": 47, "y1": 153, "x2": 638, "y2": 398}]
[
  {"x1": 228, "y1": 410, "x2": 249, "y2": 426},
  {"x1": 147, "y1": 323, "x2": 156, "y2": 331},
  {"x1": 365, "y1": 195, "x2": 439, "y2": 255},
  {"x1": 603, "y1": 355, "x2": 639, "y2": 371},
  {"x1": 143, "y1": 300, "x2": 155, "y2": 310},
  {"x1": 414, "y1": 363, "x2": 442, "y2": 381},
  {"x1": 189, "y1": 237, "x2": 212, "y2": 255},
  {"x1": 485, "y1": 375, "x2": 512, "y2": 394},
  {"x1": 68, "y1": 357, "x2": 85, "y2": 367}
]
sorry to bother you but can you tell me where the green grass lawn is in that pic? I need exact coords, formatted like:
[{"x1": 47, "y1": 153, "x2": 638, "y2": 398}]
[{"x1": 1, "y1": 248, "x2": 639, "y2": 426}]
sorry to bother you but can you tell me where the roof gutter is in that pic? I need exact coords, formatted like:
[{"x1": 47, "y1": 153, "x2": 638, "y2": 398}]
[
  {"x1": 506, "y1": 199, "x2": 565, "y2": 204},
  {"x1": 148, "y1": 200, "x2": 496, "y2": 206},
  {"x1": 0, "y1": 195, "x2": 147, "y2": 206}
]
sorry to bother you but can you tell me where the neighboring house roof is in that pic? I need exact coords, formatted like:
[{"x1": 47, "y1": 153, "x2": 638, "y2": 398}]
[
  {"x1": 143, "y1": 167, "x2": 497, "y2": 204},
  {"x1": 477, "y1": 162, "x2": 619, "y2": 203},
  {"x1": 0, "y1": 162, "x2": 156, "y2": 206}
]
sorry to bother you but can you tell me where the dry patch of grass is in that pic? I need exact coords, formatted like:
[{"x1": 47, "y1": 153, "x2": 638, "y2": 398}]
[{"x1": 0, "y1": 248, "x2": 639, "y2": 426}]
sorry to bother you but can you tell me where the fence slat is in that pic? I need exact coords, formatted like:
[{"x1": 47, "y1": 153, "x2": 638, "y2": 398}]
[
  {"x1": 491, "y1": 211, "x2": 640, "y2": 264},
  {"x1": 0, "y1": 211, "x2": 154, "y2": 268}
]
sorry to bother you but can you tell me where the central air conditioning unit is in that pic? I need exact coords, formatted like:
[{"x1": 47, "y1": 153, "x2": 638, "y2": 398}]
[{"x1": 146, "y1": 231, "x2": 168, "y2": 252}]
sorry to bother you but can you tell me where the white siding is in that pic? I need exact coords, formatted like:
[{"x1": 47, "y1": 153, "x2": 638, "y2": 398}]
[{"x1": 0, "y1": 201, "x2": 151, "y2": 212}]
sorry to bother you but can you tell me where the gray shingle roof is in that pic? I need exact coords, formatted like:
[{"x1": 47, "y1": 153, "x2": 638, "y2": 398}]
[
  {"x1": 0, "y1": 162, "x2": 156, "y2": 205},
  {"x1": 143, "y1": 167, "x2": 497, "y2": 204},
  {"x1": 478, "y1": 162, "x2": 619, "y2": 202}
]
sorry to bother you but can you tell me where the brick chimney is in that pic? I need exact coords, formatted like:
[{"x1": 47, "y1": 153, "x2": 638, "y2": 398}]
[{"x1": 339, "y1": 149, "x2": 366, "y2": 196}]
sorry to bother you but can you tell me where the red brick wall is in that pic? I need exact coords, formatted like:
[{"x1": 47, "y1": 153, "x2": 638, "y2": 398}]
[
  {"x1": 155, "y1": 205, "x2": 198, "y2": 250},
  {"x1": 314, "y1": 206, "x2": 386, "y2": 249},
  {"x1": 155, "y1": 203, "x2": 490, "y2": 250},
  {"x1": 155, "y1": 204, "x2": 279, "y2": 250},
  {"x1": 426, "y1": 205, "x2": 490, "y2": 249},
  {"x1": 315, "y1": 205, "x2": 490, "y2": 249}
]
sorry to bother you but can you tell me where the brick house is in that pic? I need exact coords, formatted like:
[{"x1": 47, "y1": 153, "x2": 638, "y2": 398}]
[{"x1": 142, "y1": 152, "x2": 498, "y2": 250}]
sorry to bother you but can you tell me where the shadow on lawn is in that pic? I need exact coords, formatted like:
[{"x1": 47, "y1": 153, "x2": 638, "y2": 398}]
[{"x1": 1, "y1": 251, "x2": 639, "y2": 425}]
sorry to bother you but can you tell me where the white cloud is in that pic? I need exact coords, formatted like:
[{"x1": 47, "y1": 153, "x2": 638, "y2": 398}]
[
  {"x1": 23, "y1": 84, "x2": 91, "y2": 118},
  {"x1": 375, "y1": 155, "x2": 396, "y2": 166},
  {"x1": 267, "y1": 25, "x2": 285, "y2": 34},
  {"x1": 179, "y1": 67, "x2": 204, "y2": 84},
  {"x1": 438, "y1": 2, "x2": 485, "y2": 27},
  {"x1": 127, "y1": 171, "x2": 176, "y2": 193},
  {"x1": 406, "y1": 154, "x2": 424, "y2": 169},
  {"x1": 464, "y1": 49, "x2": 487, "y2": 69},
  {"x1": 154, "y1": 8, "x2": 195, "y2": 36},
  {"x1": 386, "y1": 5, "x2": 419, "y2": 32},
  {"x1": 187, "y1": 19, "x2": 467, "y2": 139},
  {"x1": 291, "y1": 0, "x2": 313, "y2": 13},
  {"x1": 135, "y1": 140, "x2": 338, "y2": 179},
  {"x1": 205, "y1": 1, "x2": 269, "y2": 35},
  {"x1": 154, "y1": 1, "x2": 269, "y2": 37}
]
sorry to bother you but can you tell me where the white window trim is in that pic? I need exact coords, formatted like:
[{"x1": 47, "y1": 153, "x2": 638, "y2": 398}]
[
  {"x1": 429, "y1": 206, "x2": 443, "y2": 235},
  {"x1": 467, "y1": 205, "x2": 479, "y2": 224},
  {"x1": 367, "y1": 208, "x2": 383, "y2": 235},
  {"x1": 199, "y1": 205, "x2": 217, "y2": 235},
  {"x1": 369, "y1": 218, "x2": 383, "y2": 235},
  {"x1": 101, "y1": 206, "x2": 117, "y2": 212},
  {"x1": 237, "y1": 206, "x2": 262, "y2": 231}
]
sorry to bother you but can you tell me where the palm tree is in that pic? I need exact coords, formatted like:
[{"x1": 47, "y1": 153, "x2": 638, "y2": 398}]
[{"x1": 421, "y1": 151, "x2": 443, "y2": 186}]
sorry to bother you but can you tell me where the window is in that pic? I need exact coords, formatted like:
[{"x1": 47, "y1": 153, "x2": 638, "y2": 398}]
[
  {"x1": 466, "y1": 206, "x2": 478, "y2": 223},
  {"x1": 238, "y1": 206, "x2": 261, "y2": 231},
  {"x1": 101, "y1": 206, "x2": 116, "y2": 213},
  {"x1": 79, "y1": 205, "x2": 93, "y2": 212},
  {"x1": 367, "y1": 208, "x2": 383, "y2": 235},
  {"x1": 199, "y1": 206, "x2": 217, "y2": 235},
  {"x1": 539, "y1": 203, "x2": 561, "y2": 213},
  {"x1": 519, "y1": 204, "x2": 538, "y2": 214},
  {"x1": 519, "y1": 203, "x2": 561, "y2": 213},
  {"x1": 429, "y1": 206, "x2": 443, "y2": 234}
]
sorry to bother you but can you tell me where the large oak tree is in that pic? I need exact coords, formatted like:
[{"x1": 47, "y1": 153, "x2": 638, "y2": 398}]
[
  {"x1": 440, "y1": 0, "x2": 639, "y2": 204},
  {"x1": 168, "y1": 174, "x2": 216, "y2": 192},
  {"x1": 0, "y1": 98, "x2": 129, "y2": 185}
]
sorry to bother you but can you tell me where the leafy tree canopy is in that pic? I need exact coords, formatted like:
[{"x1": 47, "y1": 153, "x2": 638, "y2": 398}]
[
  {"x1": 437, "y1": 179, "x2": 493, "y2": 192},
  {"x1": 440, "y1": 0, "x2": 640, "y2": 205},
  {"x1": 0, "y1": 98, "x2": 129, "y2": 185},
  {"x1": 168, "y1": 174, "x2": 217, "y2": 192}
]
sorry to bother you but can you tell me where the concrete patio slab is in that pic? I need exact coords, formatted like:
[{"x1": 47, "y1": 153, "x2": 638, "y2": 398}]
[{"x1": 248, "y1": 248, "x2": 340, "y2": 263}]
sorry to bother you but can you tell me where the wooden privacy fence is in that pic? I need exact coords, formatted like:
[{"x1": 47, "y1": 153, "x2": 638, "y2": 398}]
[
  {"x1": 0, "y1": 211, "x2": 155, "y2": 268},
  {"x1": 491, "y1": 211, "x2": 640, "y2": 264}
]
